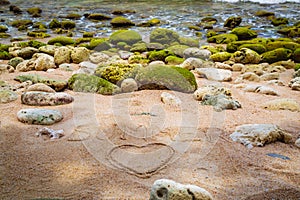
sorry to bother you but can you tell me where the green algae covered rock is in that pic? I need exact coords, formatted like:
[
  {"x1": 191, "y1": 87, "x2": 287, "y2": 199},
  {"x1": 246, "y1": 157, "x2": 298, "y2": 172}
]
[
  {"x1": 27, "y1": 31, "x2": 50, "y2": 38},
  {"x1": 11, "y1": 19, "x2": 33, "y2": 28},
  {"x1": 224, "y1": 16, "x2": 242, "y2": 28},
  {"x1": 238, "y1": 43, "x2": 267, "y2": 54},
  {"x1": 165, "y1": 55, "x2": 185, "y2": 65},
  {"x1": 254, "y1": 10, "x2": 275, "y2": 17},
  {"x1": 87, "y1": 13, "x2": 112, "y2": 20},
  {"x1": 95, "y1": 63, "x2": 141, "y2": 85},
  {"x1": 49, "y1": 19, "x2": 61, "y2": 29},
  {"x1": 201, "y1": 45, "x2": 225, "y2": 54},
  {"x1": 0, "y1": 25, "x2": 8, "y2": 33},
  {"x1": 48, "y1": 36, "x2": 75, "y2": 46},
  {"x1": 150, "y1": 28, "x2": 180, "y2": 45},
  {"x1": 167, "y1": 45, "x2": 189, "y2": 57},
  {"x1": 14, "y1": 74, "x2": 67, "y2": 92},
  {"x1": 0, "y1": 50, "x2": 12, "y2": 60},
  {"x1": 61, "y1": 20, "x2": 76, "y2": 29},
  {"x1": 231, "y1": 48, "x2": 261, "y2": 64},
  {"x1": 210, "y1": 52, "x2": 232, "y2": 62},
  {"x1": 138, "y1": 18, "x2": 160, "y2": 27},
  {"x1": 109, "y1": 30, "x2": 142, "y2": 45},
  {"x1": 89, "y1": 38, "x2": 111, "y2": 51},
  {"x1": 231, "y1": 27, "x2": 258, "y2": 40},
  {"x1": 261, "y1": 48, "x2": 292, "y2": 63},
  {"x1": 148, "y1": 49, "x2": 174, "y2": 61},
  {"x1": 293, "y1": 48, "x2": 300, "y2": 63},
  {"x1": 226, "y1": 38, "x2": 269, "y2": 53},
  {"x1": 265, "y1": 41, "x2": 300, "y2": 51},
  {"x1": 110, "y1": 16, "x2": 135, "y2": 27},
  {"x1": 130, "y1": 42, "x2": 148, "y2": 53},
  {"x1": 135, "y1": 65, "x2": 197, "y2": 93},
  {"x1": 68, "y1": 73, "x2": 120, "y2": 95},
  {"x1": 179, "y1": 37, "x2": 199, "y2": 47},
  {"x1": 207, "y1": 33, "x2": 238, "y2": 44},
  {"x1": 272, "y1": 17, "x2": 289, "y2": 26}
]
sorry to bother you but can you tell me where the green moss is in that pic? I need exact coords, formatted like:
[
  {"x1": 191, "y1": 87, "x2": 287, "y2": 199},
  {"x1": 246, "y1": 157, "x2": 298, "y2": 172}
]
[
  {"x1": 165, "y1": 55, "x2": 185, "y2": 65},
  {"x1": 27, "y1": 7, "x2": 42, "y2": 15},
  {"x1": 201, "y1": 45, "x2": 225, "y2": 54},
  {"x1": 87, "y1": 13, "x2": 112, "y2": 20},
  {"x1": 53, "y1": 28, "x2": 68, "y2": 34},
  {"x1": 66, "y1": 13, "x2": 81, "y2": 20},
  {"x1": 75, "y1": 37, "x2": 92, "y2": 45},
  {"x1": 32, "y1": 22, "x2": 47, "y2": 30},
  {"x1": 265, "y1": 41, "x2": 300, "y2": 51},
  {"x1": 207, "y1": 33, "x2": 238, "y2": 44},
  {"x1": 0, "y1": 25, "x2": 8, "y2": 33},
  {"x1": 0, "y1": 50, "x2": 12, "y2": 60},
  {"x1": 231, "y1": 27, "x2": 258, "y2": 40},
  {"x1": 179, "y1": 37, "x2": 199, "y2": 47},
  {"x1": 61, "y1": 20, "x2": 76, "y2": 29},
  {"x1": 238, "y1": 43, "x2": 267, "y2": 54},
  {"x1": 150, "y1": 28, "x2": 180, "y2": 45},
  {"x1": 0, "y1": 33, "x2": 10, "y2": 38},
  {"x1": 254, "y1": 10, "x2": 275, "y2": 17},
  {"x1": 226, "y1": 38, "x2": 269, "y2": 53},
  {"x1": 14, "y1": 74, "x2": 67, "y2": 91},
  {"x1": 135, "y1": 65, "x2": 197, "y2": 93},
  {"x1": 272, "y1": 17, "x2": 289, "y2": 26},
  {"x1": 11, "y1": 19, "x2": 33, "y2": 28},
  {"x1": 293, "y1": 48, "x2": 300, "y2": 63},
  {"x1": 138, "y1": 18, "x2": 160, "y2": 27},
  {"x1": 224, "y1": 16, "x2": 242, "y2": 28},
  {"x1": 167, "y1": 45, "x2": 189, "y2": 57},
  {"x1": 28, "y1": 40, "x2": 46, "y2": 48},
  {"x1": 148, "y1": 49, "x2": 174, "y2": 61},
  {"x1": 128, "y1": 54, "x2": 149, "y2": 65},
  {"x1": 83, "y1": 32, "x2": 94, "y2": 38},
  {"x1": 8, "y1": 57, "x2": 24, "y2": 68},
  {"x1": 206, "y1": 30, "x2": 217, "y2": 38},
  {"x1": 49, "y1": 19, "x2": 61, "y2": 29},
  {"x1": 109, "y1": 30, "x2": 142, "y2": 45},
  {"x1": 48, "y1": 36, "x2": 75, "y2": 46},
  {"x1": 210, "y1": 52, "x2": 232, "y2": 62},
  {"x1": 94, "y1": 63, "x2": 141, "y2": 85},
  {"x1": 295, "y1": 63, "x2": 300, "y2": 71},
  {"x1": 110, "y1": 17, "x2": 134, "y2": 27},
  {"x1": 27, "y1": 31, "x2": 50, "y2": 38},
  {"x1": 130, "y1": 42, "x2": 147, "y2": 53},
  {"x1": 0, "y1": 44, "x2": 10, "y2": 52},
  {"x1": 261, "y1": 48, "x2": 292, "y2": 63}
]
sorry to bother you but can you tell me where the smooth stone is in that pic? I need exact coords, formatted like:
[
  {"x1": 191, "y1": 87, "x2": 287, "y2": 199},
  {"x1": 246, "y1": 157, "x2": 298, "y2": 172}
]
[
  {"x1": 71, "y1": 47, "x2": 90, "y2": 64},
  {"x1": 260, "y1": 72, "x2": 279, "y2": 81},
  {"x1": 289, "y1": 77, "x2": 300, "y2": 91},
  {"x1": 183, "y1": 48, "x2": 211, "y2": 60},
  {"x1": 21, "y1": 91, "x2": 74, "y2": 106},
  {"x1": 262, "y1": 98, "x2": 300, "y2": 112},
  {"x1": 149, "y1": 179, "x2": 213, "y2": 200},
  {"x1": 215, "y1": 62, "x2": 232, "y2": 70},
  {"x1": 26, "y1": 83, "x2": 56, "y2": 93},
  {"x1": 161, "y1": 92, "x2": 181, "y2": 106},
  {"x1": 89, "y1": 52, "x2": 110, "y2": 64},
  {"x1": 230, "y1": 124, "x2": 292, "y2": 148},
  {"x1": 180, "y1": 57, "x2": 204, "y2": 70},
  {"x1": 148, "y1": 61, "x2": 165, "y2": 66},
  {"x1": 232, "y1": 63, "x2": 244, "y2": 71},
  {"x1": 17, "y1": 108, "x2": 63, "y2": 125},
  {"x1": 196, "y1": 68, "x2": 232, "y2": 81},
  {"x1": 39, "y1": 45, "x2": 58, "y2": 56},
  {"x1": 32, "y1": 53, "x2": 56, "y2": 71},
  {"x1": 295, "y1": 138, "x2": 300, "y2": 148},
  {"x1": 121, "y1": 78, "x2": 138, "y2": 93},
  {"x1": 193, "y1": 85, "x2": 232, "y2": 101},
  {"x1": 243, "y1": 84, "x2": 278, "y2": 95},
  {"x1": 59, "y1": 63, "x2": 74, "y2": 71},
  {"x1": 0, "y1": 90, "x2": 18, "y2": 103}
]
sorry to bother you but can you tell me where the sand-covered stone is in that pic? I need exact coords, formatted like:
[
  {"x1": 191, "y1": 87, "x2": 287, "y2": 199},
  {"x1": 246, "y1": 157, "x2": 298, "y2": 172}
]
[
  {"x1": 262, "y1": 98, "x2": 300, "y2": 112},
  {"x1": 195, "y1": 68, "x2": 232, "y2": 82},
  {"x1": 161, "y1": 92, "x2": 181, "y2": 106},
  {"x1": 17, "y1": 108, "x2": 63, "y2": 125},
  {"x1": 230, "y1": 124, "x2": 292, "y2": 148},
  {"x1": 21, "y1": 91, "x2": 74, "y2": 106},
  {"x1": 149, "y1": 179, "x2": 213, "y2": 200},
  {"x1": 243, "y1": 84, "x2": 279, "y2": 95}
]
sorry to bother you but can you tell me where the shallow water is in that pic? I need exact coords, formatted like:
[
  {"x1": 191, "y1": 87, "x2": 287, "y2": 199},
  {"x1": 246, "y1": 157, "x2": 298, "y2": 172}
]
[{"x1": 1, "y1": 0, "x2": 300, "y2": 39}]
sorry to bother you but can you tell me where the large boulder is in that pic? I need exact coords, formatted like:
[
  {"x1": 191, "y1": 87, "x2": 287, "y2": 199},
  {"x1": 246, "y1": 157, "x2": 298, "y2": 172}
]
[
  {"x1": 224, "y1": 16, "x2": 242, "y2": 28},
  {"x1": 21, "y1": 91, "x2": 74, "y2": 106},
  {"x1": 150, "y1": 28, "x2": 180, "y2": 45},
  {"x1": 230, "y1": 124, "x2": 292, "y2": 148},
  {"x1": 231, "y1": 48, "x2": 261, "y2": 64},
  {"x1": 136, "y1": 65, "x2": 197, "y2": 93},
  {"x1": 149, "y1": 179, "x2": 213, "y2": 200},
  {"x1": 109, "y1": 30, "x2": 142, "y2": 45},
  {"x1": 17, "y1": 108, "x2": 63, "y2": 125}
]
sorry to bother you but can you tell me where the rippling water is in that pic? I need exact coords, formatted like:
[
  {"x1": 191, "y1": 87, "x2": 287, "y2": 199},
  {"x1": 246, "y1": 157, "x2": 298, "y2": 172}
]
[{"x1": 2, "y1": 0, "x2": 300, "y2": 39}]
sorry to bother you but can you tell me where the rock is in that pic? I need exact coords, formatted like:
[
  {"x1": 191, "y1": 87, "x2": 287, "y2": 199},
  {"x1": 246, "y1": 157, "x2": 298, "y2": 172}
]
[
  {"x1": 27, "y1": 83, "x2": 56, "y2": 93},
  {"x1": 148, "y1": 50, "x2": 174, "y2": 62},
  {"x1": 195, "y1": 68, "x2": 232, "y2": 82},
  {"x1": 224, "y1": 16, "x2": 242, "y2": 28},
  {"x1": 146, "y1": 43, "x2": 165, "y2": 51},
  {"x1": 0, "y1": 90, "x2": 18, "y2": 103},
  {"x1": 89, "y1": 52, "x2": 110, "y2": 64},
  {"x1": 59, "y1": 63, "x2": 74, "y2": 71},
  {"x1": 17, "y1": 108, "x2": 63, "y2": 125},
  {"x1": 0, "y1": 64, "x2": 14, "y2": 74},
  {"x1": 243, "y1": 85, "x2": 278, "y2": 95},
  {"x1": 260, "y1": 72, "x2": 279, "y2": 81},
  {"x1": 231, "y1": 27, "x2": 257, "y2": 40},
  {"x1": 16, "y1": 60, "x2": 35, "y2": 72},
  {"x1": 265, "y1": 41, "x2": 300, "y2": 52},
  {"x1": 128, "y1": 54, "x2": 149, "y2": 65},
  {"x1": 232, "y1": 63, "x2": 244, "y2": 71},
  {"x1": 231, "y1": 48, "x2": 261, "y2": 64},
  {"x1": 110, "y1": 16, "x2": 135, "y2": 27},
  {"x1": 149, "y1": 179, "x2": 213, "y2": 200},
  {"x1": 215, "y1": 62, "x2": 232, "y2": 70},
  {"x1": 294, "y1": 69, "x2": 300, "y2": 78},
  {"x1": 161, "y1": 92, "x2": 181, "y2": 106},
  {"x1": 295, "y1": 138, "x2": 300, "y2": 148},
  {"x1": 180, "y1": 57, "x2": 204, "y2": 70},
  {"x1": 21, "y1": 91, "x2": 73, "y2": 106},
  {"x1": 148, "y1": 61, "x2": 165, "y2": 66},
  {"x1": 32, "y1": 53, "x2": 56, "y2": 71},
  {"x1": 271, "y1": 17, "x2": 288, "y2": 26},
  {"x1": 289, "y1": 77, "x2": 300, "y2": 91},
  {"x1": 150, "y1": 28, "x2": 180, "y2": 45},
  {"x1": 230, "y1": 124, "x2": 292, "y2": 148},
  {"x1": 120, "y1": 78, "x2": 138, "y2": 93},
  {"x1": 54, "y1": 46, "x2": 72, "y2": 65},
  {"x1": 136, "y1": 65, "x2": 197, "y2": 93},
  {"x1": 8, "y1": 57, "x2": 24, "y2": 68},
  {"x1": 262, "y1": 98, "x2": 300, "y2": 112},
  {"x1": 87, "y1": 13, "x2": 111, "y2": 20},
  {"x1": 109, "y1": 30, "x2": 142, "y2": 45},
  {"x1": 35, "y1": 127, "x2": 64, "y2": 139},
  {"x1": 237, "y1": 72, "x2": 261, "y2": 82},
  {"x1": 210, "y1": 52, "x2": 232, "y2": 62},
  {"x1": 193, "y1": 85, "x2": 232, "y2": 101},
  {"x1": 255, "y1": 10, "x2": 275, "y2": 17},
  {"x1": 207, "y1": 33, "x2": 238, "y2": 44},
  {"x1": 90, "y1": 38, "x2": 111, "y2": 51},
  {"x1": 118, "y1": 50, "x2": 134, "y2": 60},
  {"x1": 39, "y1": 45, "x2": 58, "y2": 56},
  {"x1": 238, "y1": 43, "x2": 267, "y2": 54},
  {"x1": 183, "y1": 48, "x2": 211, "y2": 60},
  {"x1": 47, "y1": 36, "x2": 75, "y2": 46},
  {"x1": 202, "y1": 94, "x2": 241, "y2": 112},
  {"x1": 68, "y1": 73, "x2": 121, "y2": 95},
  {"x1": 71, "y1": 47, "x2": 90, "y2": 64},
  {"x1": 10, "y1": 47, "x2": 39, "y2": 59},
  {"x1": 241, "y1": 64, "x2": 264, "y2": 76},
  {"x1": 61, "y1": 20, "x2": 75, "y2": 29},
  {"x1": 261, "y1": 48, "x2": 292, "y2": 64},
  {"x1": 165, "y1": 55, "x2": 184, "y2": 65},
  {"x1": 167, "y1": 45, "x2": 189, "y2": 58}
]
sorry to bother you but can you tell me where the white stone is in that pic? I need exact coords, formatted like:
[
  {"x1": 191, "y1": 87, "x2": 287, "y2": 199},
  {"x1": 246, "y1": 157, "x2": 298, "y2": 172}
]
[
  {"x1": 180, "y1": 57, "x2": 204, "y2": 70},
  {"x1": 262, "y1": 98, "x2": 300, "y2": 112},
  {"x1": 196, "y1": 68, "x2": 232, "y2": 82},
  {"x1": 17, "y1": 108, "x2": 63, "y2": 125},
  {"x1": 121, "y1": 78, "x2": 138, "y2": 93},
  {"x1": 183, "y1": 48, "x2": 211, "y2": 60},
  {"x1": 295, "y1": 138, "x2": 300, "y2": 148}
]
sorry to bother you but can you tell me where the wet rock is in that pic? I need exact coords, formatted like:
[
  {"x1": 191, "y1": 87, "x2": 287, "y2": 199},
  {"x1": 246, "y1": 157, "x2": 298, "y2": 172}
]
[
  {"x1": 150, "y1": 28, "x2": 180, "y2": 45},
  {"x1": 230, "y1": 124, "x2": 292, "y2": 148},
  {"x1": 87, "y1": 13, "x2": 111, "y2": 20},
  {"x1": 231, "y1": 48, "x2": 260, "y2": 64},
  {"x1": 36, "y1": 127, "x2": 64, "y2": 139},
  {"x1": 71, "y1": 47, "x2": 90, "y2": 64},
  {"x1": 149, "y1": 179, "x2": 213, "y2": 200},
  {"x1": 195, "y1": 68, "x2": 232, "y2": 82},
  {"x1": 224, "y1": 16, "x2": 242, "y2": 28},
  {"x1": 27, "y1": 83, "x2": 56, "y2": 93},
  {"x1": 0, "y1": 64, "x2": 14, "y2": 74},
  {"x1": 207, "y1": 33, "x2": 238, "y2": 44},
  {"x1": 0, "y1": 90, "x2": 18, "y2": 103},
  {"x1": 10, "y1": 5, "x2": 22, "y2": 14},
  {"x1": 193, "y1": 85, "x2": 232, "y2": 101},
  {"x1": 0, "y1": 0, "x2": 10, "y2": 5},
  {"x1": 161, "y1": 92, "x2": 181, "y2": 106},
  {"x1": 183, "y1": 48, "x2": 211, "y2": 60},
  {"x1": 210, "y1": 52, "x2": 232, "y2": 62},
  {"x1": 89, "y1": 52, "x2": 110, "y2": 64},
  {"x1": 261, "y1": 48, "x2": 292, "y2": 64},
  {"x1": 121, "y1": 78, "x2": 138, "y2": 93},
  {"x1": 262, "y1": 98, "x2": 300, "y2": 112},
  {"x1": 8, "y1": 57, "x2": 24, "y2": 68},
  {"x1": 202, "y1": 94, "x2": 241, "y2": 112},
  {"x1": 110, "y1": 16, "x2": 135, "y2": 27},
  {"x1": 272, "y1": 17, "x2": 289, "y2": 26},
  {"x1": 21, "y1": 91, "x2": 73, "y2": 106},
  {"x1": 47, "y1": 36, "x2": 75, "y2": 46},
  {"x1": 17, "y1": 108, "x2": 63, "y2": 125},
  {"x1": 231, "y1": 27, "x2": 257, "y2": 40},
  {"x1": 254, "y1": 10, "x2": 275, "y2": 17},
  {"x1": 54, "y1": 46, "x2": 72, "y2": 65},
  {"x1": 180, "y1": 57, "x2": 204, "y2": 70},
  {"x1": 289, "y1": 77, "x2": 300, "y2": 91}
]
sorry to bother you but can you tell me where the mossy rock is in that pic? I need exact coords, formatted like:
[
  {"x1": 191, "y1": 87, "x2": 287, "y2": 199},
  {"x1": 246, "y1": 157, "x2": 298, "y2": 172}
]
[
  {"x1": 11, "y1": 19, "x2": 33, "y2": 28},
  {"x1": 238, "y1": 43, "x2": 267, "y2": 54},
  {"x1": 261, "y1": 48, "x2": 292, "y2": 63},
  {"x1": 232, "y1": 48, "x2": 261, "y2": 64},
  {"x1": 0, "y1": 90, "x2": 18, "y2": 104},
  {"x1": 277, "y1": 26, "x2": 300, "y2": 38},
  {"x1": 254, "y1": 10, "x2": 275, "y2": 17},
  {"x1": 135, "y1": 65, "x2": 197, "y2": 93},
  {"x1": 87, "y1": 13, "x2": 112, "y2": 20},
  {"x1": 110, "y1": 17, "x2": 134, "y2": 27},
  {"x1": 49, "y1": 19, "x2": 61, "y2": 29},
  {"x1": 83, "y1": 32, "x2": 94, "y2": 38},
  {"x1": 68, "y1": 73, "x2": 120, "y2": 95},
  {"x1": 165, "y1": 55, "x2": 185, "y2": 65},
  {"x1": 130, "y1": 42, "x2": 147, "y2": 53},
  {"x1": 27, "y1": 7, "x2": 42, "y2": 16},
  {"x1": 206, "y1": 30, "x2": 217, "y2": 38},
  {"x1": 138, "y1": 18, "x2": 160, "y2": 27},
  {"x1": 207, "y1": 33, "x2": 238, "y2": 44},
  {"x1": 128, "y1": 54, "x2": 149, "y2": 65},
  {"x1": 65, "y1": 13, "x2": 81, "y2": 20},
  {"x1": 0, "y1": 33, "x2": 11, "y2": 38},
  {"x1": 0, "y1": 25, "x2": 8, "y2": 33},
  {"x1": 27, "y1": 40, "x2": 47, "y2": 49},
  {"x1": 148, "y1": 49, "x2": 174, "y2": 61},
  {"x1": 14, "y1": 74, "x2": 67, "y2": 92},
  {"x1": 265, "y1": 41, "x2": 300, "y2": 51},
  {"x1": 224, "y1": 16, "x2": 242, "y2": 28},
  {"x1": 109, "y1": 30, "x2": 142, "y2": 45},
  {"x1": 8, "y1": 57, "x2": 24, "y2": 68},
  {"x1": 0, "y1": 44, "x2": 10, "y2": 52},
  {"x1": 201, "y1": 45, "x2": 225, "y2": 54},
  {"x1": 150, "y1": 28, "x2": 180, "y2": 45},
  {"x1": 61, "y1": 20, "x2": 76, "y2": 29},
  {"x1": 293, "y1": 48, "x2": 300, "y2": 63},
  {"x1": 210, "y1": 52, "x2": 232, "y2": 62},
  {"x1": 226, "y1": 38, "x2": 269, "y2": 53},
  {"x1": 295, "y1": 63, "x2": 300, "y2": 71},
  {"x1": 167, "y1": 45, "x2": 189, "y2": 57},
  {"x1": 95, "y1": 63, "x2": 141, "y2": 85},
  {"x1": 27, "y1": 31, "x2": 50, "y2": 38},
  {"x1": 179, "y1": 37, "x2": 199, "y2": 47},
  {"x1": 32, "y1": 22, "x2": 47, "y2": 30},
  {"x1": 272, "y1": 17, "x2": 289, "y2": 26},
  {"x1": 75, "y1": 37, "x2": 92, "y2": 45},
  {"x1": 89, "y1": 38, "x2": 111, "y2": 51},
  {"x1": 231, "y1": 27, "x2": 258, "y2": 40},
  {"x1": 0, "y1": 50, "x2": 12, "y2": 60},
  {"x1": 48, "y1": 36, "x2": 75, "y2": 46}
]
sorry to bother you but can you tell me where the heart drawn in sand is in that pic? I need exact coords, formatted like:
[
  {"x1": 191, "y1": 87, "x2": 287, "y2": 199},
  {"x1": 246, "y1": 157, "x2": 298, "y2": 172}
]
[{"x1": 107, "y1": 143, "x2": 175, "y2": 178}]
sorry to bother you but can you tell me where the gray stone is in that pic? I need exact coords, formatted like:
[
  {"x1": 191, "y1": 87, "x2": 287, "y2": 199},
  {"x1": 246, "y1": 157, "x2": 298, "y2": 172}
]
[
  {"x1": 89, "y1": 52, "x2": 110, "y2": 64},
  {"x1": 21, "y1": 91, "x2": 74, "y2": 106},
  {"x1": 35, "y1": 127, "x2": 64, "y2": 139},
  {"x1": 148, "y1": 61, "x2": 165, "y2": 66},
  {"x1": 293, "y1": 69, "x2": 300, "y2": 78},
  {"x1": 118, "y1": 50, "x2": 133, "y2": 60},
  {"x1": 262, "y1": 98, "x2": 300, "y2": 112},
  {"x1": 121, "y1": 78, "x2": 138, "y2": 93},
  {"x1": 243, "y1": 84, "x2": 279, "y2": 95},
  {"x1": 149, "y1": 179, "x2": 213, "y2": 200},
  {"x1": 161, "y1": 92, "x2": 181, "y2": 106},
  {"x1": 193, "y1": 85, "x2": 232, "y2": 101},
  {"x1": 17, "y1": 108, "x2": 63, "y2": 125},
  {"x1": 202, "y1": 94, "x2": 241, "y2": 112},
  {"x1": 54, "y1": 46, "x2": 72, "y2": 65},
  {"x1": 183, "y1": 48, "x2": 211, "y2": 60},
  {"x1": 232, "y1": 63, "x2": 244, "y2": 71},
  {"x1": 195, "y1": 68, "x2": 232, "y2": 82},
  {"x1": 230, "y1": 124, "x2": 292, "y2": 148},
  {"x1": 71, "y1": 47, "x2": 90, "y2": 64},
  {"x1": 260, "y1": 72, "x2": 279, "y2": 81},
  {"x1": 59, "y1": 63, "x2": 74, "y2": 71},
  {"x1": 26, "y1": 83, "x2": 56, "y2": 93},
  {"x1": 8, "y1": 57, "x2": 24, "y2": 68},
  {"x1": 289, "y1": 77, "x2": 300, "y2": 91},
  {"x1": 180, "y1": 57, "x2": 204, "y2": 70},
  {"x1": 0, "y1": 90, "x2": 18, "y2": 103}
]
